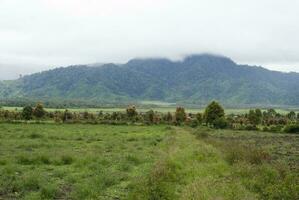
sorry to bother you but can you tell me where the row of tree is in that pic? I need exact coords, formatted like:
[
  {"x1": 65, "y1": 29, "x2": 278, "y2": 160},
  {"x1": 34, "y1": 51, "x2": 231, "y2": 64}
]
[{"x1": 0, "y1": 102, "x2": 298, "y2": 132}]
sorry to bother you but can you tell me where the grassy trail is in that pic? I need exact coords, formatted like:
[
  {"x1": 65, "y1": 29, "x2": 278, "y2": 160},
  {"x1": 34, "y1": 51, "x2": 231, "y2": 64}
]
[{"x1": 128, "y1": 127, "x2": 256, "y2": 199}]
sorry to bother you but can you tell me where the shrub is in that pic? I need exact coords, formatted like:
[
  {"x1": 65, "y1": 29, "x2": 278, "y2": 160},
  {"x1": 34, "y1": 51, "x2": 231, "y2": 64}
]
[
  {"x1": 244, "y1": 124, "x2": 258, "y2": 131},
  {"x1": 174, "y1": 107, "x2": 186, "y2": 125},
  {"x1": 213, "y1": 117, "x2": 228, "y2": 129},
  {"x1": 33, "y1": 103, "x2": 46, "y2": 119},
  {"x1": 22, "y1": 106, "x2": 33, "y2": 120},
  {"x1": 269, "y1": 125, "x2": 283, "y2": 133},
  {"x1": 189, "y1": 119, "x2": 199, "y2": 128},
  {"x1": 284, "y1": 124, "x2": 299, "y2": 133},
  {"x1": 126, "y1": 105, "x2": 138, "y2": 120}
]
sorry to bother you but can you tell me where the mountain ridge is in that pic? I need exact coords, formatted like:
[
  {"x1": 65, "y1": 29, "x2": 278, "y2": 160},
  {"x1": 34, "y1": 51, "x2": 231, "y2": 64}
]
[{"x1": 1, "y1": 54, "x2": 299, "y2": 106}]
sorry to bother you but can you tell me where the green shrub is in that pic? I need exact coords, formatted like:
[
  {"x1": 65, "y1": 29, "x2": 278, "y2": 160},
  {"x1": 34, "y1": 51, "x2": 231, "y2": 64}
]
[
  {"x1": 269, "y1": 125, "x2": 283, "y2": 133},
  {"x1": 262, "y1": 126, "x2": 270, "y2": 132},
  {"x1": 189, "y1": 119, "x2": 199, "y2": 128},
  {"x1": 244, "y1": 124, "x2": 258, "y2": 131},
  {"x1": 284, "y1": 124, "x2": 299, "y2": 133},
  {"x1": 213, "y1": 117, "x2": 229, "y2": 129}
]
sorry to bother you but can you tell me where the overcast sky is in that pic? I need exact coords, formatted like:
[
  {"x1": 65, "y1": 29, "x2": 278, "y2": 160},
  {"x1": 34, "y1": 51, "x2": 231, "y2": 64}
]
[{"x1": 1, "y1": 0, "x2": 299, "y2": 80}]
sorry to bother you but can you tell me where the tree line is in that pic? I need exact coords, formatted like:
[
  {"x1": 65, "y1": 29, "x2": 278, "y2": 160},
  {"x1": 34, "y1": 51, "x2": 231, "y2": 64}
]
[{"x1": 0, "y1": 101, "x2": 298, "y2": 133}]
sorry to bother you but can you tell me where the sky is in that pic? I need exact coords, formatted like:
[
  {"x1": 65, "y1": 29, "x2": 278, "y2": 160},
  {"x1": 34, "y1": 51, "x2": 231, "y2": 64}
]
[{"x1": 0, "y1": 0, "x2": 299, "y2": 80}]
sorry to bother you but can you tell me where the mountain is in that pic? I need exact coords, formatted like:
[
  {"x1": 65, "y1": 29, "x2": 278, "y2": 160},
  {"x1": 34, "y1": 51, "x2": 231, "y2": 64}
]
[{"x1": 1, "y1": 54, "x2": 299, "y2": 107}]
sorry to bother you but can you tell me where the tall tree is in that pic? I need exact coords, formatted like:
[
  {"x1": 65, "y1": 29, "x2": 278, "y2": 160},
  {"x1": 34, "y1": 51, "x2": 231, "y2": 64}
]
[{"x1": 204, "y1": 101, "x2": 225, "y2": 127}]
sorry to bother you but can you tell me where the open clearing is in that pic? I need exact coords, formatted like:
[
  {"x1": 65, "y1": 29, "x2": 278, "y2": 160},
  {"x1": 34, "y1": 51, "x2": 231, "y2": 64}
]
[{"x1": 0, "y1": 124, "x2": 298, "y2": 199}]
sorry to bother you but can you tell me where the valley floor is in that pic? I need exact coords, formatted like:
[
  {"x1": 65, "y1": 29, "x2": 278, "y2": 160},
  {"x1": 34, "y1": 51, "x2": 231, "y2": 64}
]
[{"x1": 0, "y1": 124, "x2": 298, "y2": 199}]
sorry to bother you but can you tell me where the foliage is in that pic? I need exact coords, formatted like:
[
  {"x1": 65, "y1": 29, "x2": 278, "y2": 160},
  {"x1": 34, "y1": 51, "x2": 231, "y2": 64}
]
[
  {"x1": 1, "y1": 54, "x2": 299, "y2": 106},
  {"x1": 33, "y1": 103, "x2": 46, "y2": 119},
  {"x1": 248, "y1": 109, "x2": 262, "y2": 125},
  {"x1": 126, "y1": 105, "x2": 137, "y2": 119},
  {"x1": 284, "y1": 124, "x2": 299, "y2": 133},
  {"x1": 204, "y1": 101, "x2": 225, "y2": 127},
  {"x1": 22, "y1": 106, "x2": 33, "y2": 120},
  {"x1": 174, "y1": 107, "x2": 186, "y2": 125},
  {"x1": 213, "y1": 116, "x2": 229, "y2": 129},
  {"x1": 195, "y1": 112, "x2": 203, "y2": 124}
]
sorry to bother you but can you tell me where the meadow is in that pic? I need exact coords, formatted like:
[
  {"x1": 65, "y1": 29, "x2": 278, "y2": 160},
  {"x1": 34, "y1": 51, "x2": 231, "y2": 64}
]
[{"x1": 0, "y1": 123, "x2": 298, "y2": 199}]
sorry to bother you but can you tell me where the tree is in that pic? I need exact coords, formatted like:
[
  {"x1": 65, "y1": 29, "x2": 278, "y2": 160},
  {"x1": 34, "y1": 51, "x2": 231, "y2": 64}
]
[
  {"x1": 62, "y1": 109, "x2": 73, "y2": 122},
  {"x1": 22, "y1": 106, "x2": 33, "y2": 120},
  {"x1": 255, "y1": 109, "x2": 262, "y2": 119},
  {"x1": 204, "y1": 101, "x2": 225, "y2": 127},
  {"x1": 174, "y1": 107, "x2": 186, "y2": 125},
  {"x1": 164, "y1": 112, "x2": 173, "y2": 123},
  {"x1": 146, "y1": 110, "x2": 155, "y2": 124},
  {"x1": 287, "y1": 111, "x2": 296, "y2": 120},
  {"x1": 33, "y1": 103, "x2": 46, "y2": 119},
  {"x1": 248, "y1": 109, "x2": 261, "y2": 125},
  {"x1": 126, "y1": 105, "x2": 138, "y2": 120},
  {"x1": 213, "y1": 117, "x2": 228, "y2": 129},
  {"x1": 196, "y1": 113, "x2": 203, "y2": 124},
  {"x1": 267, "y1": 109, "x2": 277, "y2": 117}
]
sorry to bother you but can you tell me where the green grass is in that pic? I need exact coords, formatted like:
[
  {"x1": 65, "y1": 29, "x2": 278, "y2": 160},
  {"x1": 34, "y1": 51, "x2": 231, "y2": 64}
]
[
  {"x1": 0, "y1": 124, "x2": 298, "y2": 199},
  {"x1": 0, "y1": 124, "x2": 168, "y2": 199}
]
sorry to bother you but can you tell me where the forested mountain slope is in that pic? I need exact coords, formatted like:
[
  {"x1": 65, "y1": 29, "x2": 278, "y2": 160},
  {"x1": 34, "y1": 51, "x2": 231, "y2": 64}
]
[{"x1": 1, "y1": 54, "x2": 298, "y2": 106}]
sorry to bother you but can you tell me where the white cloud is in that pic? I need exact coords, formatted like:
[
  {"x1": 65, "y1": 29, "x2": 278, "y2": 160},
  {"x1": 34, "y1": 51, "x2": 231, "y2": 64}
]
[{"x1": 0, "y1": 0, "x2": 299, "y2": 79}]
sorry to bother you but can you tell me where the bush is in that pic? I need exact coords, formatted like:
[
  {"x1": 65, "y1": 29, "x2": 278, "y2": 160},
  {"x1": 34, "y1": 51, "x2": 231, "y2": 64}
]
[
  {"x1": 189, "y1": 119, "x2": 199, "y2": 128},
  {"x1": 213, "y1": 117, "x2": 228, "y2": 129},
  {"x1": 284, "y1": 124, "x2": 299, "y2": 134},
  {"x1": 269, "y1": 125, "x2": 283, "y2": 133},
  {"x1": 244, "y1": 124, "x2": 258, "y2": 131}
]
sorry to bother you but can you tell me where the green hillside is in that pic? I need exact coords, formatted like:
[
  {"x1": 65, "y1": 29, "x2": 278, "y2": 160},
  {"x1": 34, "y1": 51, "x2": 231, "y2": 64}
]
[{"x1": 1, "y1": 54, "x2": 299, "y2": 106}]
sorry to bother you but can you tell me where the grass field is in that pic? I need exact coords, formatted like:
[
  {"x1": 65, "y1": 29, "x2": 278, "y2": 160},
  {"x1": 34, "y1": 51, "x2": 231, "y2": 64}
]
[
  {"x1": 2, "y1": 106, "x2": 298, "y2": 114},
  {"x1": 0, "y1": 124, "x2": 298, "y2": 199}
]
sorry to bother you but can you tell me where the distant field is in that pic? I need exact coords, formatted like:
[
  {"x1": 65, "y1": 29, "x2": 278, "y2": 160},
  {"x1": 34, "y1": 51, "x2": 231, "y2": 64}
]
[
  {"x1": 0, "y1": 124, "x2": 298, "y2": 199},
  {"x1": 2, "y1": 106, "x2": 298, "y2": 114}
]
